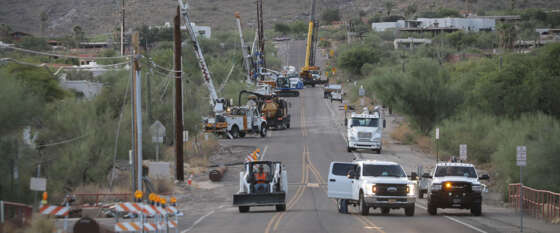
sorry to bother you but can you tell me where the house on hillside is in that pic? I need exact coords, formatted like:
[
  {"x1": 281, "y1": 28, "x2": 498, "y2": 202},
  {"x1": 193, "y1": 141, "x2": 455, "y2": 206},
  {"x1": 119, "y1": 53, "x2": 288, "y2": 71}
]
[{"x1": 372, "y1": 17, "x2": 496, "y2": 33}]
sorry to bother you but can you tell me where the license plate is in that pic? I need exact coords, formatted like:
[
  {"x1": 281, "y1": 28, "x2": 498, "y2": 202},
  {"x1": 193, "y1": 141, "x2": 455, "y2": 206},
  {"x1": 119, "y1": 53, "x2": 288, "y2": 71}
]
[
  {"x1": 388, "y1": 199, "x2": 396, "y2": 203},
  {"x1": 452, "y1": 198, "x2": 461, "y2": 204}
]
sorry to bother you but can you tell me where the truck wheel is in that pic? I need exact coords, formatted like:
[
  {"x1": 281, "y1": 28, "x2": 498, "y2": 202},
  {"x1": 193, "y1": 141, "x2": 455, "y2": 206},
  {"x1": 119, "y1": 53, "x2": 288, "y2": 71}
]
[
  {"x1": 230, "y1": 125, "x2": 240, "y2": 139},
  {"x1": 359, "y1": 192, "x2": 369, "y2": 216},
  {"x1": 381, "y1": 208, "x2": 390, "y2": 215},
  {"x1": 276, "y1": 204, "x2": 286, "y2": 212},
  {"x1": 405, "y1": 205, "x2": 415, "y2": 216},
  {"x1": 260, "y1": 123, "x2": 267, "y2": 137},
  {"x1": 376, "y1": 149, "x2": 381, "y2": 154},
  {"x1": 427, "y1": 201, "x2": 437, "y2": 215},
  {"x1": 239, "y1": 132, "x2": 246, "y2": 138},
  {"x1": 470, "y1": 203, "x2": 482, "y2": 216},
  {"x1": 239, "y1": 206, "x2": 249, "y2": 213}
]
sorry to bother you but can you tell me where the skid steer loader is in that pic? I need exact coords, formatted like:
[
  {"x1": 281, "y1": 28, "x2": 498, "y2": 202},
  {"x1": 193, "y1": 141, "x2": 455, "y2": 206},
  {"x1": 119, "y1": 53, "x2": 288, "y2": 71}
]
[{"x1": 233, "y1": 161, "x2": 287, "y2": 212}]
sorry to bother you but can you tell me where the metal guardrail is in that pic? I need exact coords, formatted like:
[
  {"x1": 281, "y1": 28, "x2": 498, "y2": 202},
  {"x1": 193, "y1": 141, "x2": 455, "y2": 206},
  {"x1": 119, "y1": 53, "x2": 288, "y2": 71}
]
[
  {"x1": 508, "y1": 183, "x2": 560, "y2": 222},
  {"x1": 0, "y1": 200, "x2": 33, "y2": 228}
]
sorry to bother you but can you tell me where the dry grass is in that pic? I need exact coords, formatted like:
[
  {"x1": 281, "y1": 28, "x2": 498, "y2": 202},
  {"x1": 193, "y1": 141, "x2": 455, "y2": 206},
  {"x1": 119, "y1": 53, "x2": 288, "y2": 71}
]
[
  {"x1": 12, "y1": 214, "x2": 55, "y2": 233},
  {"x1": 552, "y1": 217, "x2": 560, "y2": 224},
  {"x1": 414, "y1": 135, "x2": 433, "y2": 154},
  {"x1": 390, "y1": 123, "x2": 415, "y2": 144},
  {"x1": 72, "y1": 183, "x2": 131, "y2": 205}
]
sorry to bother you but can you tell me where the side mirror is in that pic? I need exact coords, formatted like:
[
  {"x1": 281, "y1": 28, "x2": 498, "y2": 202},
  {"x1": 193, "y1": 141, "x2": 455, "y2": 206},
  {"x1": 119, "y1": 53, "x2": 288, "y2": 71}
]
[
  {"x1": 410, "y1": 172, "x2": 418, "y2": 181},
  {"x1": 479, "y1": 174, "x2": 490, "y2": 180},
  {"x1": 422, "y1": 173, "x2": 432, "y2": 179},
  {"x1": 383, "y1": 119, "x2": 386, "y2": 128}
]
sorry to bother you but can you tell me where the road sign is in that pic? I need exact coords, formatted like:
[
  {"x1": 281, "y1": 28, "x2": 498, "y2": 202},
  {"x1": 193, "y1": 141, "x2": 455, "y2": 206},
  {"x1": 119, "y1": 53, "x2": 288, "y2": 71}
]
[
  {"x1": 460, "y1": 144, "x2": 467, "y2": 160},
  {"x1": 435, "y1": 128, "x2": 440, "y2": 140},
  {"x1": 30, "y1": 177, "x2": 47, "y2": 191},
  {"x1": 183, "y1": 130, "x2": 188, "y2": 142},
  {"x1": 358, "y1": 85, "x2": 365, "y2": 97},
  {"x1": 516, "y1": 146, "x2": 527, "y2": 167},
  {"x1": 150, "y1": 120, "x2": 166, "y2": 144}
]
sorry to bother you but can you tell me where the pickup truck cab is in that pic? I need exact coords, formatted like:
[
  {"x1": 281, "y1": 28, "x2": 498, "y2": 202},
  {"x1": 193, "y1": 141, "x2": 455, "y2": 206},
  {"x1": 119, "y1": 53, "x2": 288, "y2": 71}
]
[
  {"x1": 424, "y1": 162, "x2": 489, "y2": 216},
  {"x1": 347, "y1": 108, "x2": 386, "y2": 153},
  {"x1": 327, "y1": 160, "x2": 417, "y2": 216}
]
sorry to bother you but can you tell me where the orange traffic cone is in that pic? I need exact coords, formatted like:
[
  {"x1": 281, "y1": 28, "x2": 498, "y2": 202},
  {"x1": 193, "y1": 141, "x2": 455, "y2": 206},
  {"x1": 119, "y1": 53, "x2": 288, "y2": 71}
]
[{"x1": 187, "y1": 174, "x2": 193, "y2": 185}]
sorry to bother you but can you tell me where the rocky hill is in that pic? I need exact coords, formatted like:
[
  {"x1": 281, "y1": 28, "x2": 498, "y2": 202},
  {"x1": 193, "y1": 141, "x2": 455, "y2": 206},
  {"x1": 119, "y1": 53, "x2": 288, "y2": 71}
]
[{"x1": 1, "y1": 0, "x2": 559, "y2": 37}]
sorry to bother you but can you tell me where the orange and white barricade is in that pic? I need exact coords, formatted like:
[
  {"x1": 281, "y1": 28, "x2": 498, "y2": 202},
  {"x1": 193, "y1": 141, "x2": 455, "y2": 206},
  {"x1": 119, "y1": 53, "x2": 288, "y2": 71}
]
[
  {"x1": 114, "y1": 222, "x2": 142, "y2": 232},
  {"x1": 39, "y1": 205, "x2": 70, "y2": 216},
  {"x1": 114, "y1": 202, "x2": 143, "y2": 214}
]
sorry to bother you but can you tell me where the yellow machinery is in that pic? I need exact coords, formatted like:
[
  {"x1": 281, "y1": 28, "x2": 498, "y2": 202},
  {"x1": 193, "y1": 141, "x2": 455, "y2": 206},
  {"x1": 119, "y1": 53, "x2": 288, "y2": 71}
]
[{"x1": 300, "y1": 0, "x2": 326, "y2": 87}]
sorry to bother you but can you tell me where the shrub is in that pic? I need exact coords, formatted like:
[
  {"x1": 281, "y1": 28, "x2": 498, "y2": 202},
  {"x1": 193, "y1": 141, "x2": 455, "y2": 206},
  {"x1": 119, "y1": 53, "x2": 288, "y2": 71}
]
[{"x1": 321, "y1": 9, "x2": 341, "y2": 24}]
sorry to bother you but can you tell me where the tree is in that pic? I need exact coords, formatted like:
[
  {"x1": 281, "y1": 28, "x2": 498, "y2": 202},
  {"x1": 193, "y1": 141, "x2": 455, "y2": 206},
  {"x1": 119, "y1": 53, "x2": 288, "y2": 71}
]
[
  {"x1": 17, "y1": 36, "x2": 49, "y2": 51},
  {"x1": 274, "y1": 23, "x2": 291, "y2": 35},
  {"x1": 73, "y1": 25, "x2": 85, "y2": 44},
  {"x1": 404, "y1": 3, "x2": 418, "y2": 19},
  {"x1": 0, "y1": 24, "x2": 12, "y2": 42},
  {"x1": 321, "y1": 9, "x2": 341, "y2": 24},
  {"x1": 337, "y1": 45, "x2": 382, "y2": 75},
  {"x1": 384, "y1": 1, "x2": 395, "y2": 16}
]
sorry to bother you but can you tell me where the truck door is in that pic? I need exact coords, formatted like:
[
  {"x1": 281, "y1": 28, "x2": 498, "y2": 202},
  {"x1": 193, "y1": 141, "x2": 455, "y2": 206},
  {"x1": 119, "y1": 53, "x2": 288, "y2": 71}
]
[{"x1": 328, "y1": 162, "x2": 357, "y2": 200}]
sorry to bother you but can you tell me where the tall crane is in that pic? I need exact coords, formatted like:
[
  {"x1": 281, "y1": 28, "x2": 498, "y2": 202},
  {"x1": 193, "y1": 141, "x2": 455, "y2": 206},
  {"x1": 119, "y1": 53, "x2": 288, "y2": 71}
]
[
  {"x1": 177, "y1": 0, "x2": 225, "y2": 114},
  {"x1": 300, "y1": 0, "x2": 326, "y2": 87},
  {"x1": 235, "y1": 12, "x2": 252, "y2": 83}
]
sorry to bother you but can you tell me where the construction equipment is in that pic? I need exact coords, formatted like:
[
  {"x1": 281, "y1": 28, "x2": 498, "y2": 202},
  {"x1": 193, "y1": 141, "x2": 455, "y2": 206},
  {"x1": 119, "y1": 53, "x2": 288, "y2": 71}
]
[
  {"x1": 234, "y1": 12, "x2": 252, "y2": 83},
  {"x1": 233, "y1": 161, "x2": 287, "y2": 212},
  {"x1": 300, "y1": 0, "x2": 327, "y2": 87},
  {"x1": 179, "y1": 0, "x2": 268, "y2": 139},
  {"x1": 239, "y1": 90, "x2": 291, "y2": 130}
]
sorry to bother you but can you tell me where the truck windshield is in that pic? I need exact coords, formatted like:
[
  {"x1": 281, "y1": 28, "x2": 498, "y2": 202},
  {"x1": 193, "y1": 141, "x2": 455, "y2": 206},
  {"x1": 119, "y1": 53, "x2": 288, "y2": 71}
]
[
  {"x1": 351, "y1": 118, "x2": 378, "y2": 127},
  {"x1": 435, "y1": 166, "x2": 477, "y2": 178},
  {"x1": 363, "y1": 165, "x2": 406, "y2": 177}
]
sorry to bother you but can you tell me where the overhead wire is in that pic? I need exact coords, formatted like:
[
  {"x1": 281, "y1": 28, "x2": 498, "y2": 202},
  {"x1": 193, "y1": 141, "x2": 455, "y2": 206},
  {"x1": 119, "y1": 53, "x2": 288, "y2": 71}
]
[{"x1": 0, "y1": 44, "x2": 132, "y2": 60}]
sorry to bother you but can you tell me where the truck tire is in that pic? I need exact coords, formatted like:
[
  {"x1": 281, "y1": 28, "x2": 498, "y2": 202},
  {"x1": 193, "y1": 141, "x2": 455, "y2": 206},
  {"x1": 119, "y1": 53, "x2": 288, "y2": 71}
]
[
  {"x1": 381, "y1": 208, "x2": 390, "y2": 215},
  {"x1": 427, "y1": 201, "x2": 437, "y2": 215},
  {"x1": 405, "y1": 205, "x2": 415, "y2": 216},
  {"x1": 239, "y1": 206, "x2": 249, "y2": 213},
  {"x1": 230, "y1": 125, "x2": 240, "y2": 139},
  {"x1": 359, "y1": 192, "x2": 369, "y2": 216},
  {"x1": 276, "y1": 204, "x2": 286, "y2": 212},
  {"x1": 418, "y1": 190, "x2": 424, "y2": 199},
  {"x1": 470, "y1": 203, "x2": 482, "y2": 216},
  {"x1": 260, "y1": 123, "x2": 267, "y2": 137}
]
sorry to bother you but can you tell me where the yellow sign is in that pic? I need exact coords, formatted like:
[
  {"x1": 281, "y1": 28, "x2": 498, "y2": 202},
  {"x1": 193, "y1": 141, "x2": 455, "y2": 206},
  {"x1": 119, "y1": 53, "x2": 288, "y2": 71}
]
[
  {"x1": 329, "y1": 50, "x2": 334, "y2": 57},
  {"x1": 344, "y1": 104, "x2": 348, "y2": 111},
  {"x1": 134, "y1": 190, "x2": 143, "y2": 200},
  {"x1": 170, "y1": 197, "x2": 177, "y2": 203}
]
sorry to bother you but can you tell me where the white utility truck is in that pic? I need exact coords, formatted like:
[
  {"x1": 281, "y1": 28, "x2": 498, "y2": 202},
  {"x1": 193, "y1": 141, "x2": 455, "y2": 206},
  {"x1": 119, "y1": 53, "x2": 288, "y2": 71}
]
[
  {"x1": 327, "y1": 160, "x2": 417, "y2": 216},
  {"x1": 347, "y1": 107, "x2": 385, "y2": 153}
]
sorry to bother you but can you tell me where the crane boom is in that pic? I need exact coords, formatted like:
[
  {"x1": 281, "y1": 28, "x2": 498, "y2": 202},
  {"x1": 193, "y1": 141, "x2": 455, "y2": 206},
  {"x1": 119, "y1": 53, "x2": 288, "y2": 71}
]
[
  {"x1": 235, "y1": 12, "x2": 252, "y2": 83},
  {"x1": 178, "y1": 0, "x2": 222, "y2": 112}
]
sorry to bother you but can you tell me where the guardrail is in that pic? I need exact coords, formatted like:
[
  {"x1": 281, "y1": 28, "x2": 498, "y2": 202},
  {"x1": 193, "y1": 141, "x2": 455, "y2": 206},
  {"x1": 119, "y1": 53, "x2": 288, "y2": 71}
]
[
  {"x1": 0, "y1": 201, "x2": 33, "y2": 229},
  {"x1": 508, "y1": 183, "x2": 560, "y2": 222}
]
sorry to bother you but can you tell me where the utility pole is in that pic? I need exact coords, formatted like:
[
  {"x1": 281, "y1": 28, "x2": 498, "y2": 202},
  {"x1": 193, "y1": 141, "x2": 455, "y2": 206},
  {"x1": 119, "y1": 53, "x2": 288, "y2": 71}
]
[
  {"x1": 131, "y1": 32, "x2": 143, "y2": 192},
  {"x1": 121, "y1": 0, "x2": 125, "y2": 56},
  {"x1": 174, "y1": 7, "x2": 184, "y2": 181},
  {"x1": 256, "y1": 0, "x2": 266, "y2": 75}
]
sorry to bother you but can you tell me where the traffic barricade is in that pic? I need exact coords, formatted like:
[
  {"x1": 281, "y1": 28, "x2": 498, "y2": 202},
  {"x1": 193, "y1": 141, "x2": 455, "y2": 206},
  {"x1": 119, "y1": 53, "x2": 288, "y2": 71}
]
[{"x1": 508, "y1": 183, "x2": 560, "y2": 222}]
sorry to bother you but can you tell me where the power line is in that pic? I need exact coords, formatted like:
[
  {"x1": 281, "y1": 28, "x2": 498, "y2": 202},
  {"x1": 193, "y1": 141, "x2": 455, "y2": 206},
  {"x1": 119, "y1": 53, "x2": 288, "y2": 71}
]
[
  {"x1": 0, "y1": 44, "x2": 132, "y2": 60},
  {"x1": 38, "y1": 134, "x2": 90, "y2": 148}
]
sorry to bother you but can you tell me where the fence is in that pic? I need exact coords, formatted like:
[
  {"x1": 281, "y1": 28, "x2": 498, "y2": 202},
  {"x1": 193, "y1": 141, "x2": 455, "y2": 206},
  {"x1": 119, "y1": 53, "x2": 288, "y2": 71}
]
[
  {"x1": 0, "y1": 201, "x2": 33, "y2": 230},
  {"x1": 508, "y1": 183, "x2": 560, "y2": 222},
  {"x1": 72, "y1": 192, "x2": 132, "y2": 207}
]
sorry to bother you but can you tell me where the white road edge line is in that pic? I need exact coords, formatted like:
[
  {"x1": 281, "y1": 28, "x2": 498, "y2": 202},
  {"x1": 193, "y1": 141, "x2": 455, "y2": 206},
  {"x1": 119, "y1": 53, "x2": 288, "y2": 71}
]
[
  {"x1": 181, "y1": 205, "x2": 227, "y2": 233},
  {"x1": 415, "y1": 203, "x2": 488, "y2": 233},
  {"x1": 261, "y1": 145, "x2": 269, "y2": 160}
]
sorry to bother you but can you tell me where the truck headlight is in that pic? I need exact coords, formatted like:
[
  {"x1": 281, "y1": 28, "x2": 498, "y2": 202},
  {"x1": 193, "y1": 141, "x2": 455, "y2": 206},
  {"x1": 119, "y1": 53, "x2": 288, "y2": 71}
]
[
  {"x1": 407, "y1": 184, "x2": 415, "y2": 196},
  {"x1": 472, "y1": 184, "x2": 482, "y2": 192},
  {"x1": 431, "y1": 183, "x2": 442, "y2": 191},
  {"x1": 371, "y1": 184, "x2": 377, "y2": 194}
]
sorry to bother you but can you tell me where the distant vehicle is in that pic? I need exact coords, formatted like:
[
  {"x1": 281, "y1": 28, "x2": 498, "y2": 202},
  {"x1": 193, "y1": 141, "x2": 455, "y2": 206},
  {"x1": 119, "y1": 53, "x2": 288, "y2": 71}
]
[
  {"x1": 423, "y1": 162, "x2": 490, "y2": 216},
  {"x1": 233, "y1": 161, "x2": 287, "y2": 212},
  {"x1": 327, "y1": 160, "x2": 417, "y2": 216},
  {"x1": 273, "y1": 36, "x2": 291, "y2": 41},
  {"x1": 323, "y1": 84, "x2": 341, "y2": 98},
  {"x1": 329, "y1": 87, "x2": 343, "y2": 103},
  {"x1": 347, "y1": 107, "x2": 386, "y2": 153}
]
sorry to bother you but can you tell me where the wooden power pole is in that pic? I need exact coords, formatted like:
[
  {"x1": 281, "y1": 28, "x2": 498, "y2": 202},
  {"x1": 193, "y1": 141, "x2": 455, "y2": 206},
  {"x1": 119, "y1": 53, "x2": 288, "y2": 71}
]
[{"x1": 174, "y1": 7, "x2": 184, "y2": 181}]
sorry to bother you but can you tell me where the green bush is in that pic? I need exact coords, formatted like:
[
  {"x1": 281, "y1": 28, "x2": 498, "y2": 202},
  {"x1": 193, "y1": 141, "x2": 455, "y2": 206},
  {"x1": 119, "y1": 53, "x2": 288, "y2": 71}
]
[
  {"x1": 274, "y1": 23, "x2": 291, "y2": 35},
  {"x1": 321, "y1": 9, "x2": 341, "y2": 24}
]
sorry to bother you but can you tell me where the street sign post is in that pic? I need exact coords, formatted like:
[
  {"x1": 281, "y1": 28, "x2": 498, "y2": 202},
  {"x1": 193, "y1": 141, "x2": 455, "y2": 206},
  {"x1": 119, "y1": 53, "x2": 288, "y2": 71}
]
[
  {"x1": 30, "y1": 177, "x2": 47, "y2": 191},
  {"x1": 516, "y1": 145, "x2": 527, "y2": 232},
  {"x1": 459, "y1": 144, "x2": 467, "y2": 161},
  {"x1": 150, "y1": 121, "x2": 166, "y2": 161},
  {"x1": 435, "y1": 128, "x2": 440, "y2": 162}
]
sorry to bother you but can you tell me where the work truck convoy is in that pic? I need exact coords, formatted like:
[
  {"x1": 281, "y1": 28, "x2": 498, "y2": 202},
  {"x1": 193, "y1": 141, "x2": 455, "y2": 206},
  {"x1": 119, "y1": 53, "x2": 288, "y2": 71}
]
[
  {"x1": 328, "y1": 160, "x2": 417, "y2": 216},
  {"x1": 347, "y1": 107, "x2": 386, "y2": 153}
]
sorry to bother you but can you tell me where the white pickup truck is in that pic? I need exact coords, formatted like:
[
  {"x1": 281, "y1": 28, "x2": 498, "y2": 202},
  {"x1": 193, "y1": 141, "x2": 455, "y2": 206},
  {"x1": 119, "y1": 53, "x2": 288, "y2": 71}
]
[
  {"x1": 327, "y1": 160, "x2": 417, "y2": 216},
  {"x1": 347, "y1": 108, "x2": 385, "y2": 153}
]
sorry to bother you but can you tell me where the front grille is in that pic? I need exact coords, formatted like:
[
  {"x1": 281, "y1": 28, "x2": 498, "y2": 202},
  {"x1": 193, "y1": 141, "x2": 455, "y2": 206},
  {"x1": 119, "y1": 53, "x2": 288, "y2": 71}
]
[
  {"x1": 375, "y1": 184, "x2": 407, "y2": 196},
  {"x1": 358, "y1": 132, "x2": 372, "y2": 139},
  {"x1": 443, "y1": 182, "x2": 472, "y2": 193}
]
